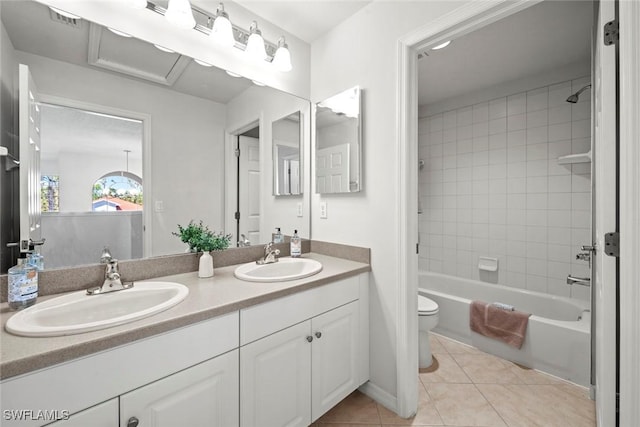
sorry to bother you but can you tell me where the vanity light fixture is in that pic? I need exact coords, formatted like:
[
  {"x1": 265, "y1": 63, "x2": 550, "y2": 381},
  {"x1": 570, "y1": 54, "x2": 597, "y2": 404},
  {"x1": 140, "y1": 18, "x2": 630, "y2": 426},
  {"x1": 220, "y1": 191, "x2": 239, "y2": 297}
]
[
  {"x1": 272, "y1": 37, "x2": 292, "y2": 72},
  {"x1": 49, "y1": 7, "x2": 81, "y2": 20},
  {"x1": 164, "y1": 0, "x2": 196, "y2": 29},
  {"x1": 209, "y1": 3, "x2": 235, "y2": 47},
  {"x1": 431, "y1": 40, "x2": 451, "y2": 50},
  {"x1": 245, "y1": 21, "x2": 267, "y2": 62}
]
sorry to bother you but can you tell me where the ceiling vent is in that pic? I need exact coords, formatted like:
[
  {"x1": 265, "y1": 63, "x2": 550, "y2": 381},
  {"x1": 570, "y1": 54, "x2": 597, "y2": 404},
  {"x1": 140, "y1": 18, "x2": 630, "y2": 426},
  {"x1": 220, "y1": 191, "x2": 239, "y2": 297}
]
[{"x1": 49, "y1": 8, "x2": 81, "y2": 29}]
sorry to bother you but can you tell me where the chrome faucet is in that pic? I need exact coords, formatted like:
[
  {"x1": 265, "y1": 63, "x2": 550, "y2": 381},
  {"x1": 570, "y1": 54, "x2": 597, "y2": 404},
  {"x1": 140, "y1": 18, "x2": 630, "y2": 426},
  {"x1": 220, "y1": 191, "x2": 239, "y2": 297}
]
[
  {"x1": 257, "y1": 242, "x2": 280, "y2": 265},
  {"x1": 238, "y1": 234, "x2": 251, "y2": 247},
  {"x1": 87, "y1": 254, "x2": 134, "y2": 295}
]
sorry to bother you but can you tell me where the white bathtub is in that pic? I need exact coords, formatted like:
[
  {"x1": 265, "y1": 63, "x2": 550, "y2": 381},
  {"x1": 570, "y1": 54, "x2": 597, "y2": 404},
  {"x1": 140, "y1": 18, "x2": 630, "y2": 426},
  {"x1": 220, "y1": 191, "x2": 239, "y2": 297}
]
[{"x1": 419, "y1": 271, "x2": 591, "y2": 386}]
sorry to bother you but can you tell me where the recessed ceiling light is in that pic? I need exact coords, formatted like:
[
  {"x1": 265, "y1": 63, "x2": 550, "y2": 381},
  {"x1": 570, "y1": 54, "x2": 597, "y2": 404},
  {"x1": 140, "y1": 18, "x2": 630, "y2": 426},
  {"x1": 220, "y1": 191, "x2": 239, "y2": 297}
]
[{"x1": 431, "y1": 40, "x2": 451, "y2": 50}]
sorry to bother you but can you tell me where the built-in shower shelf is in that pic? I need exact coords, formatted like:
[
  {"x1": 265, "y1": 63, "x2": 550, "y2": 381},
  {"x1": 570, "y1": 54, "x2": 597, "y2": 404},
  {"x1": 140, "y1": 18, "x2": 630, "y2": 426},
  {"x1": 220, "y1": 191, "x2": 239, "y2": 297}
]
[{"x1": 558, "y1": 151, "x2": 592, "y2": 165}]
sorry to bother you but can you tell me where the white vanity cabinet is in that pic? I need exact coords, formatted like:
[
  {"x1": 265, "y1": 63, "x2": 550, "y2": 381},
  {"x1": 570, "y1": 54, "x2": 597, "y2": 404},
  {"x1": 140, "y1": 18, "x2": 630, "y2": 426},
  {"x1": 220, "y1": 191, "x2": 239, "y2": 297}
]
[
  {"x1": 44, "y1": 399, "x2": 118, "y2": 427},
  {"x1": 240, "y1": 274, "x2": 369, "y2": 427},
  {"x1": 120, "y1": 349, "x2": 239, "y2": 427}
]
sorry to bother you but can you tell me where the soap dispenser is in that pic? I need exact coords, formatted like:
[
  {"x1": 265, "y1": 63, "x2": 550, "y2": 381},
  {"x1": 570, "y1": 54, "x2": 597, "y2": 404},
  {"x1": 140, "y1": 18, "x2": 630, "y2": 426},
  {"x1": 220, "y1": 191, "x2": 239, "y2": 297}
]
[
  {"x1": 273, "y1": 227, "x2": 284, "y2": 244},
  {"x1": 290, "y1": 230, "x2": 301, "y2": 258},
  {"x1": 8, "y1": 257, "x2": 38, "y2": 310}
]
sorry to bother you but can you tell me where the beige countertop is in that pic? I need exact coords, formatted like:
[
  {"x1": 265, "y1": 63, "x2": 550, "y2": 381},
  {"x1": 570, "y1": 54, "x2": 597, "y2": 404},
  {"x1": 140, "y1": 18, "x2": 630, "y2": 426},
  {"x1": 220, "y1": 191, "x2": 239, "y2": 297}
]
[{"x1": 0, "y1": 253, "x2": 370, "y2": 381}]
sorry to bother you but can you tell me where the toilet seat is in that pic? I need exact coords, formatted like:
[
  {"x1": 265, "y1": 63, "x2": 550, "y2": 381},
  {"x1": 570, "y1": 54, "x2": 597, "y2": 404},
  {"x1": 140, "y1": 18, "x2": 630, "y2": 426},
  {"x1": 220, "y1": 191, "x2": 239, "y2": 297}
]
[{"x1": 418, "y1": 295, "x2": 439, "y2": 315}]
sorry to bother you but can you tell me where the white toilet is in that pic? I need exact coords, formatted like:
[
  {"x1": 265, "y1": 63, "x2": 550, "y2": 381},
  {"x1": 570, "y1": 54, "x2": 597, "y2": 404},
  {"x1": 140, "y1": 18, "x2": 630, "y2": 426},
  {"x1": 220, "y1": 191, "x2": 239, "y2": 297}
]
[{"x1": 418, "y1": 294, "x2": 440, "y2": 368}]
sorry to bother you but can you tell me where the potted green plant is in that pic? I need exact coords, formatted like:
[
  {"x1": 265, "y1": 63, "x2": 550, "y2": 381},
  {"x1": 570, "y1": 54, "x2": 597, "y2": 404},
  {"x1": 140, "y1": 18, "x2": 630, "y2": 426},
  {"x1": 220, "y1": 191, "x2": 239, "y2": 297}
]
[{"x1": 173, "y1": 220, "x2": 231, "y2": 278}]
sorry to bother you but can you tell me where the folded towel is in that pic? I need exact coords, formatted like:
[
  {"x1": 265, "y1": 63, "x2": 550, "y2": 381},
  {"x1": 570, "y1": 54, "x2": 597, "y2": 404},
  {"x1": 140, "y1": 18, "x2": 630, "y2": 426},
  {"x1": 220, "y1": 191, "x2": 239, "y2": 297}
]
[{"x1": 470, "y1": 300, "x2": 531, "y2": 349}]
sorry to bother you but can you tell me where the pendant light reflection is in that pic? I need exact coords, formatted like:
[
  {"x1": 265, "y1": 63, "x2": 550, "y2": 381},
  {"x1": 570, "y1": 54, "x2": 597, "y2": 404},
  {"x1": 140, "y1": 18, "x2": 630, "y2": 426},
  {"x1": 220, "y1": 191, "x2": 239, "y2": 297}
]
[
  {"x1": 431, "y1": 40, "x2": 451, "y2": 50},
  {"x1": 165, "y1": 0, "x2": 196, "y2": 29},
  {"x1": 245, "y1": 21, "x2": 267, "y2": 62},
  {"x1": 210, "y1": 3, "x2": 235, "y2": 47},
  {"x1": 272, "y1": 37, "x2": 292, "y2": 72}
]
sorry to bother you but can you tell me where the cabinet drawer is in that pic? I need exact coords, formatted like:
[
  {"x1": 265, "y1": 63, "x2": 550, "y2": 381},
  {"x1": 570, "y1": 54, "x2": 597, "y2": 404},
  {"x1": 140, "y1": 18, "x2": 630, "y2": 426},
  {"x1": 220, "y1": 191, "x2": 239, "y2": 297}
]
[{"x1": 240, "y1": 276, "x2": 359, "y2": 345}]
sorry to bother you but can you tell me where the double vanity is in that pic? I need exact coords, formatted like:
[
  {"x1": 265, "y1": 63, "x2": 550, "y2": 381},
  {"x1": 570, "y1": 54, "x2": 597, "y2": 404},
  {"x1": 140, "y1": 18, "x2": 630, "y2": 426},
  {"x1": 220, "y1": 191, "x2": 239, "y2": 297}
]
[{"x1": 0, "y1": 251, "x2": 370, "y2": 427}]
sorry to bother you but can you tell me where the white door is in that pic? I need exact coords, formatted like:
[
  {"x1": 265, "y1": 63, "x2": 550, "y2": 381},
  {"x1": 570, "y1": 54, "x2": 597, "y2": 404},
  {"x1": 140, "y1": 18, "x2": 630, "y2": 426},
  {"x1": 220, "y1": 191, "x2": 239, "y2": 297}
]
[
  {"x1": 120, "y1": 350, "x2": 239, "y2": 427},
  {"x1": 284, "y1": 158, "x2": 300, "y2": 195},
  {"x1": 239, "y1": 136, "x2": 261, "y2": 245},
  {"x1": 311, "y1": 301, "x2": 359, "y2": 422},
  {"x1": 593, "y1": 0, "x2": 617, "y2": 425},
  {"x1": 46, "y1": 399, "x2": 117, "y2": 427},
  {"x1": 18, "y1": 64, "x2": 41, "y2": 252},
  {"x1": 315, "y1": 144, "x2": 349, "y2": 193},
  {"x1": 240, "y1": 321, "x2": 311, "y2": 427}
]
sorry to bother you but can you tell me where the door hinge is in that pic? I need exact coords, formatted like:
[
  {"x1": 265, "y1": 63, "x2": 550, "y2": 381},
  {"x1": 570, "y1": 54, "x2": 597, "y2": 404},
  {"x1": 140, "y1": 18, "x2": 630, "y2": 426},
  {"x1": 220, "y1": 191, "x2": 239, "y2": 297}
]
[
  {"x1": 416, "y1": 243, "x2": 419, "y2": 255},
  {"x1": 234, "y1": 211, "x2": 240, "y2": 220},
  {"x1": 604, "y1": 20, "x2": 619, "y2": 46},
  {"x1": 604, "y1": 232, "x2": 620, "y2": 257},
  {"x1": 234, "y1": 148, "x2": 240, "y2": 157}
]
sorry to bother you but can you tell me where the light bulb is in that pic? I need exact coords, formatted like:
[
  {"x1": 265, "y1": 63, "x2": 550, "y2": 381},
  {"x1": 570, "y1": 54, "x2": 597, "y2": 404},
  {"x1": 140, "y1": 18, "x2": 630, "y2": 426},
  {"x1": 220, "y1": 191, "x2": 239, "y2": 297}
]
[
  {"x1": 245, "y1": 21, "x2": 267, "y2": 62},
  {"x1": 108, "y1": 27, "x2": 132, "y2": 38},
  {"x1": 165, "y1": 0, "x2": 196, "y2": 29},
  {"x1": 210, "y1": 3, "x2": 235, "y2": 47},
  {"x1": 194, "y1": 59, "x2": 213, "y2": 67},
  {"x1": 272, "y1": 37, "x2": 292, "y2": 72},
  {"x1": 226, "y1": 71, "x2": 242, "y2": 78}
]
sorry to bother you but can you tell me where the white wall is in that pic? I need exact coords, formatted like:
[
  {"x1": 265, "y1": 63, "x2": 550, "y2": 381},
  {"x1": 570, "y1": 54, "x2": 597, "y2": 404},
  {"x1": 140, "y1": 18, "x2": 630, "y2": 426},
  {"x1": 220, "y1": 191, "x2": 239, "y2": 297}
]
[
  {"x1": 310, "y1": 1, "x2": 463, "y2": 401},
  {"x1": 418, "y1": 75, "x2": 591, "y2": 301},
  {"x1": 16, "y1": 50, "x2": 227, "y2": 258},
  {"x1": 226, "y1": 85, "x2": 310, "y2": 241}
]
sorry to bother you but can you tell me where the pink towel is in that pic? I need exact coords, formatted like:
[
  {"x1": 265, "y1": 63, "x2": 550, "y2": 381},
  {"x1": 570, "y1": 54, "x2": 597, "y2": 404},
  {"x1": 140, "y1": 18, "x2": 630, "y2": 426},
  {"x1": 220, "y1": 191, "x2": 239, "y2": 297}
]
[{"x1": 470, "y1": 301, "x2": 531, "y2": 349}]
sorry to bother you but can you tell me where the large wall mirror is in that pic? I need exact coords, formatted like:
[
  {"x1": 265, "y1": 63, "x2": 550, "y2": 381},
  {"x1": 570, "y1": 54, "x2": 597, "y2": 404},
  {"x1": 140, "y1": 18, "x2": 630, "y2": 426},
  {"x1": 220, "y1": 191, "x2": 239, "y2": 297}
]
[
  {"x1": 0, "y1": 0, "x2": 311, "y2": 272},
  {"x1": 273, "y1": 111, "x2": 302, "y2": 196},
  {"x1": 315, "y1": 86, "x2": 362, "y2": 194}
]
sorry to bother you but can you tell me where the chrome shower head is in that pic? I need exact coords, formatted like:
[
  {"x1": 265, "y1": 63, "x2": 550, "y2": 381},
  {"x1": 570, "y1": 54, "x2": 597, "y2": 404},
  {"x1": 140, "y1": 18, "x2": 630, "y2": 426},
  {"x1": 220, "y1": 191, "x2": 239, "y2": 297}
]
[{"x1": 566, "y1": 84, "x2": 592, "y2": 103}]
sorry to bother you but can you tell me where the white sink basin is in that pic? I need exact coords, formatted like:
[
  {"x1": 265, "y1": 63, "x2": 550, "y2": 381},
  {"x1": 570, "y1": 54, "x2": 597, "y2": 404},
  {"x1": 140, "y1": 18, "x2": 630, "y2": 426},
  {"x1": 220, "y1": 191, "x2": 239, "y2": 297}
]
[
  {"x1": 5, "y1": 282, "x2": 189, "y2": 337},
  {"x1": 234, "y1": 258, "x2": 323, "y2": 283}
]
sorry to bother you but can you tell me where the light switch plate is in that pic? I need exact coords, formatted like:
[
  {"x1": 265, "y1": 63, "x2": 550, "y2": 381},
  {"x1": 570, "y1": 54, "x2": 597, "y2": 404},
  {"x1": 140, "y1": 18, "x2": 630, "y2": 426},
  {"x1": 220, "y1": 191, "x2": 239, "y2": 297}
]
[
  {"x1": 320, "y1": 202, "x2": 327, "y2": 219},
  {"x1": 154, "y1": 200, "x2": 164, "y2": 213},
  {"x1": 296, "y1": 202, "x2": 303, "y2": 217}
]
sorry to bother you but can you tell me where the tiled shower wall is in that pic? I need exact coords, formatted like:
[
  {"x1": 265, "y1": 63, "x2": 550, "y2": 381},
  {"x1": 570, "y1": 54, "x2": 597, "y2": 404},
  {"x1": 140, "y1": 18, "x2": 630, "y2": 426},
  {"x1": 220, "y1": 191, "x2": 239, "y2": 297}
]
[{"x1": 418, "y1": 76, "x2": 591, "y2": 301}]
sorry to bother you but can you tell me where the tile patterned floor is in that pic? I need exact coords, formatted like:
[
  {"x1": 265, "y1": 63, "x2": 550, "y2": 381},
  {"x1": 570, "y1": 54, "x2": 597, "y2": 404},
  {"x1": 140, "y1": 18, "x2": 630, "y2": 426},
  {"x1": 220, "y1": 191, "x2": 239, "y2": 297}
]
[{"x1": 312, "y1": 333, "x2": 596, "y2": 427}]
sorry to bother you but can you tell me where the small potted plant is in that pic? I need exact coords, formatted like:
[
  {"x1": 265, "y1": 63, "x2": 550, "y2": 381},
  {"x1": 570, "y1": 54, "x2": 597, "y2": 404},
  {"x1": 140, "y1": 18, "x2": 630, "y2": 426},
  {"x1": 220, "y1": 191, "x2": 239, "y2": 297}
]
[{"x1": 173, "y1": 220, "x2": 231, "y2": 278}]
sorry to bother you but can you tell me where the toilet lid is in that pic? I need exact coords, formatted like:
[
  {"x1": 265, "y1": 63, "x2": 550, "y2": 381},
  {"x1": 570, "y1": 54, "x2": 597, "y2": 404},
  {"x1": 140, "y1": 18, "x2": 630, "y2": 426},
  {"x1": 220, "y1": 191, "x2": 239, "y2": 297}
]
[{"x1": 418, "y1": 295, "x2": 439, "y2": 314}]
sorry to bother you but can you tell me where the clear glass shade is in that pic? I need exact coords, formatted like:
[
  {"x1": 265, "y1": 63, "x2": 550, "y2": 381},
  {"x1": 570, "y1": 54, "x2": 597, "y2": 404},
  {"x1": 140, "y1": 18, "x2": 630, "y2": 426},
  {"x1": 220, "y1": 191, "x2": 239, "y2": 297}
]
[{"x1": 165, "y1": 0, "x2": 196, "y2": 29}]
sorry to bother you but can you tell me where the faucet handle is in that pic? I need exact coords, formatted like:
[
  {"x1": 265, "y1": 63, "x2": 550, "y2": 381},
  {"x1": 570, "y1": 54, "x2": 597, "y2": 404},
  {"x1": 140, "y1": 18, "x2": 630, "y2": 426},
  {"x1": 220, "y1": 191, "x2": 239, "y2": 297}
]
[{"x1": 100, "y1": 247, "x2": 113, "y2": 264}]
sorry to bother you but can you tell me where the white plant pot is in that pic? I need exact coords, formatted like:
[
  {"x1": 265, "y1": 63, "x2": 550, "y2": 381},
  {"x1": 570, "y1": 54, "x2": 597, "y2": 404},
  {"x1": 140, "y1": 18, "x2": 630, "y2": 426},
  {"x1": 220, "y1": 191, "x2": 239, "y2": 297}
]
[{"x1": 198, "y1": 252, "x2": 214, "y2": 278}]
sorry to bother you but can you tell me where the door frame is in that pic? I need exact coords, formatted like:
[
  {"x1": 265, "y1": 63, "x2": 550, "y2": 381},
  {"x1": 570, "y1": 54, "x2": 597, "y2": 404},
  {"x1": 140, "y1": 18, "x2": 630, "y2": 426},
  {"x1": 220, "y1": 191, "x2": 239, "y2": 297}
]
[
  {"x1": 36, "y1": 94, "x2": 152, "y2": 258},
  {"x1": 224, "y1": 117, "x2": 263, "y2": 245},
  {"x1": 618, "y1": 0, "x2": 640, "y2": 423}
]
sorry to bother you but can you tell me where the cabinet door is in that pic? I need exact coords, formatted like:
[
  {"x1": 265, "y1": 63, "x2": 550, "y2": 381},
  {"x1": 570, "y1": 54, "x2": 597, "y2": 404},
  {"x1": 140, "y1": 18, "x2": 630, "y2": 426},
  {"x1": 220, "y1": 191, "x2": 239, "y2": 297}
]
[
  {"x1": 311, "y1": 301, "x2": 360, "y2": 421},
  {"x1": 43, "y1": 399, "x2": 117, "y2": 427},
  {"x1": 120, "y1": 350, "x2": 239, "y2": 427},
  {"x1": 240, "y1": 321, "x2": 311, "y2": 427}
]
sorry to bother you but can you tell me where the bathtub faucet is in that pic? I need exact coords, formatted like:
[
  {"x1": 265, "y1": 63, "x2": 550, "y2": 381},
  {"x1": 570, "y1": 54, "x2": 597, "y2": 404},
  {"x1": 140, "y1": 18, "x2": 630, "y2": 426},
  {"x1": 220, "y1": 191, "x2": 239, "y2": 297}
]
[{"x1": 566, "y1": 275, "x2": 591, "y2": 286}]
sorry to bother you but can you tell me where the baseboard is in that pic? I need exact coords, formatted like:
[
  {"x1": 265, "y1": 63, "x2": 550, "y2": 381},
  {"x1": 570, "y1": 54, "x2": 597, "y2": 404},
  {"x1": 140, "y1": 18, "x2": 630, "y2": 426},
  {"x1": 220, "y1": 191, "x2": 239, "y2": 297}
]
[{"x1": 358, "y1": 381, "x2": 397, "y2": 414}]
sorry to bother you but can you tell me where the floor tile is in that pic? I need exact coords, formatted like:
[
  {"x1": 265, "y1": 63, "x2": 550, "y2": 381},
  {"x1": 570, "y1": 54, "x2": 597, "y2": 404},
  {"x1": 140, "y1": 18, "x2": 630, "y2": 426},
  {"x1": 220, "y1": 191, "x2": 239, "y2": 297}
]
[
  {"x1": 477, "y1": 384, "x2": 595, "y2": 427},
  {"x1": 424, "y1": 383, "x2": 507, "y2": 426},
  {"x1": 452, "y1": 353, "x2": 523, "y2": 384},
  {"x1": 507, "y1": 363, "x2": 566, "y2": 385},
  {"x1": 429, "y1": 334, "x2": 448, "y2": 354},
  {"x1": 315, "y1": 390, "x2": 381, "y2": 425},
  {"x1": 419, "y1": 353, "x2": 472, "y2": 384},
  {"x1": 434, "y1": 335, "x2": 482, "y2": 355},
  {"x1": 378, "y1": 383, "x2": 443, "y2": 426}
]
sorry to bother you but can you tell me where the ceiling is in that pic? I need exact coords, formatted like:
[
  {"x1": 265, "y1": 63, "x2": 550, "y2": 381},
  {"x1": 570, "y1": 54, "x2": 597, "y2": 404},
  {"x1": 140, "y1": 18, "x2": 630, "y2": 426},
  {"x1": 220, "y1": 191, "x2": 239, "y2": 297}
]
[
  {"x1": 418, "y1": 0, "x2": 593, "y2": 107},
  {"x1": 234, "y1": 0, "x2": 371, "y2": 43}
]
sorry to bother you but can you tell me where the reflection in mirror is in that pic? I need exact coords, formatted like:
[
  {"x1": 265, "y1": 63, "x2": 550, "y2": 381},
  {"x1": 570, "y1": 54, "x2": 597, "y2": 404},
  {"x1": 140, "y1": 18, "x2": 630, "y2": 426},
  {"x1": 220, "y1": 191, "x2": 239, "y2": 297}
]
[
  {"x1": 315, "y1": 86, "x2": 361, "y2": 194},
  {"x1": 0, "y1": 0, "x2": 311, "y2": 273},
  {"x1": 273, "y1": 111, "x2": 302, "y2": 196}
]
